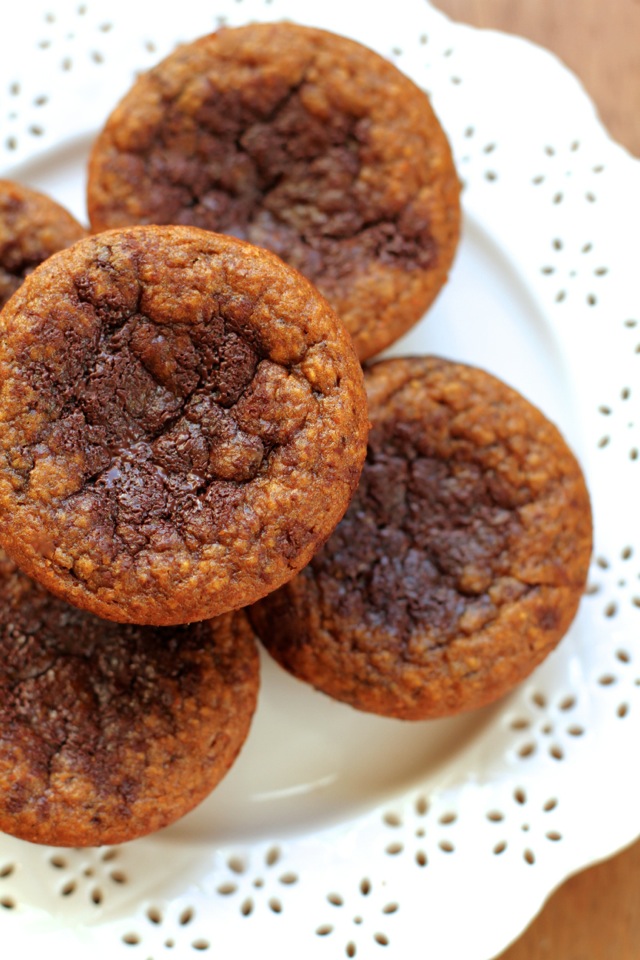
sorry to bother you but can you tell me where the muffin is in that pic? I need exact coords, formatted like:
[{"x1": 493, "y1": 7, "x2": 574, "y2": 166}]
[
  {"x1": 0, "y1": 550, "x2": 259, "y2": 847},
  {"x1": 86, "y1": 21, "x2": 461, "y2": 361},
  {"x1": 0, "y1": 225, "x2": 368, "y2": 624},
  {"x1": 0, "y1": 178, "x2": 86, "y2": 309},
  {"x1": 250, "y1": 356, "x2": 593, "y2": 719}
]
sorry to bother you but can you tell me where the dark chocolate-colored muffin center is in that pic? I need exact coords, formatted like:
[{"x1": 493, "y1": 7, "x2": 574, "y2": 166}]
[
  {"x1": 0, "y1": 553, "x2": 226, "y2": 810},
  {"x1": 117, "y1": 76, "x2": 438, "y2": 287},
  {"x1": 310, "y1": 411, "x2": 528, "y2": 644},
  {"x1": 9, "y1": 233, "x2": 315, "y2": 563}
]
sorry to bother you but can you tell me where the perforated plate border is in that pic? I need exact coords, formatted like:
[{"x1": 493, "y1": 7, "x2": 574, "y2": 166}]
[{"x1": 0, "y1": 2, "x2": 639, "y2": 959}]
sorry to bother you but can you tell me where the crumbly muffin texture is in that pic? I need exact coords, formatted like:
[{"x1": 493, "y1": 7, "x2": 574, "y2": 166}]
[
  {"x1": 250, "y1": 356, "x2": 593, "y2": 720},
  {"x1": 87, "y1": 21, "x2": 460, "y2": 360},
  {"x1": 0, "y1": 225, "x2": 368, "y2": 625},
  {"x1": 0, "y1": 550, "x2": 260, "y2": 847}
]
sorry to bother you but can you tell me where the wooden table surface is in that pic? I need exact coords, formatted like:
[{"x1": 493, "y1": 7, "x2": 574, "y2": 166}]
[{"x1": 431, "y1": 2, "x2": 640, "y2": 957}]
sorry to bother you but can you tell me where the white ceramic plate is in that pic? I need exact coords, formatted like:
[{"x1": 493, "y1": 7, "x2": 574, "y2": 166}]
[{"x1": 1, "y1": 2, "x2": 639, "y2": 958}]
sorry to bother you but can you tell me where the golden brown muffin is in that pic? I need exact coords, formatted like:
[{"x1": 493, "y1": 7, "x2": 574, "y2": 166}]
[
  {"x1": 0, "y1": 549, "x2": 259, "y2": 847},
  {"x1": 86, "y1": 22, "x2": 461, "y2": 361},
  {"x1": 0, "y1": 225, "x2": 368, "y2": 625},
  {"x1": 250, "y1": 356, "x2": 593, "y2": 720},
  {"x1": 0, "y1": 179, "x2": 87, "y2": 308}
]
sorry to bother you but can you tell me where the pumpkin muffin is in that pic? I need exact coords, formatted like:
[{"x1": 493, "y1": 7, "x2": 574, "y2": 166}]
[
  {"x1": 86, "y1": 22, "x2": 461, "y2": 361},
  {"x1": 250, "y1": 356, "x2": 593, "y2": 720},
  {"x1": 0, "y1": 179, "x2": 86, "y2": 309},
  {"x1": 0, "y1": 225, "x2": 368, "y2": 624},
  {"x1": 0, "y1": 549, "x2": 259, "y2": 847}
]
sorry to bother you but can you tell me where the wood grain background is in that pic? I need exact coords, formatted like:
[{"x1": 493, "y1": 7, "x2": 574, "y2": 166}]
[
  {"x1": 430, "y1": 2, "x2": 640, "y2": 957},
  {"x1": 434, "y1": 0, "x2": 640, "y2": 156}
]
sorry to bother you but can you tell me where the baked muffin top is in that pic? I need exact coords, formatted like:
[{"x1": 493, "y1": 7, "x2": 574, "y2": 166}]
[
  {"x1": 251, "y1": 356, "x2": 593, "y2": 719},
  {"x1": 0, "y1": 225, "x2": 368, "y2": 624},
  {"x1": 87, "y1": 22, "x2": 460, "y2": 360},
  {"x1": 0, "y1": 178, "x2": 86, "y2": 309},
  {"x1": 0, "y1": 549, "x2": 259, "y2": 846}
]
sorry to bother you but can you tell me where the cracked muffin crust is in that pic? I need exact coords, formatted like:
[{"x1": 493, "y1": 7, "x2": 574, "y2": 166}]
[
  {"x1": 0, "y1": 179, "x2": 87, "y2": 309},
  {"x1": 250, "y1": 356, "x2": 593, "y2": 720},
  {"x1": 0, "y1": 225, "x2": 368, "y2": 625},
  {"x1": 86, "y1": 21, "x2": 461, "y2": 361},
  {"x1": 0, "y1": 549, "x2": 259, "y2": 846}
]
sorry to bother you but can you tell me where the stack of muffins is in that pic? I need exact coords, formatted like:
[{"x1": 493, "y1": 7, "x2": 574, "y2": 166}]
[{"x1": 0, "y1": 22, "x2": 592, "y2": 847}]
